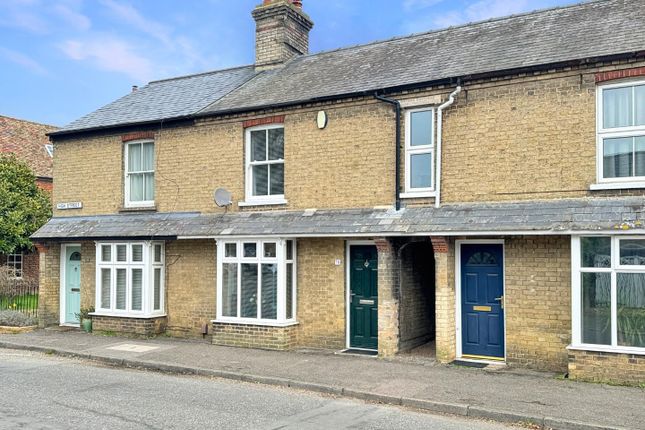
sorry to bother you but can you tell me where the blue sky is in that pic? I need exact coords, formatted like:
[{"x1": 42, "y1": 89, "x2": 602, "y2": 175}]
[{"x1": 0, "y1": 0, "x2": 578, "y2": 127}]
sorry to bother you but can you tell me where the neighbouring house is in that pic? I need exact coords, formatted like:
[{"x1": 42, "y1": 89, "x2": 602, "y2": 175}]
[
  {"x1": 32, "y1": 0, "x2": 645, "y2": 384},
  {"x1": 0, "y1": 115, "x2": 56, "y2": 285}
]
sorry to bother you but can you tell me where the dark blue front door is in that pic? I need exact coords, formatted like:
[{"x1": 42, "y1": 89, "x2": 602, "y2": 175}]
[{"x1": 461, "y1": 244, "x2": 504, "y2": 359}]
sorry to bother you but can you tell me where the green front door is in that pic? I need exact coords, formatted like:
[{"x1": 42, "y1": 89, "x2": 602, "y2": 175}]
[
  {"x1": 64, "y1": 246, "x2": 81, "y2": 324},
  {"x1": 349, "y1": 245, "x2": 378, "y2": 350}
]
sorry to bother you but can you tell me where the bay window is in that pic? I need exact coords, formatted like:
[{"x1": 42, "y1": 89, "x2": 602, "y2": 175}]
[
  {"x1": 403, "y1": 108, "x2": 435, "y2": 197},
  {"x1": 216, "y1": 239, "x2": 296, "y2": 325},
  {"x1": 95, "y1": 242, "x2": 165, "y2": 317},
  {"x1": 125, "y1": 140, "x2": 155, "y2": 207},
  {"x1": 572, "y1": 236, "x2": 645, "y2": 353},
  {"x1": 596, "y1": 81, "x2": 645, "y2": 186}
]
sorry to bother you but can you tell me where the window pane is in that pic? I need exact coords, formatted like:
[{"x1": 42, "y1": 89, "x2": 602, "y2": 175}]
[
  {"x1": 101, "y1": 268, "x2": 111, "y2": 309},
  {"x1": 268, "y1": 128, "x2": 284, "y2": 160},
  {"x1": 131, "y1": 268, "x2": 143, "y2": 311},
  {"x1": 410, "y1": 110, "x2": 432, "y2": 146},
  {"x1": 116, "y1": 245, "x2": 127, "y2": 262},
  {"x1": 142, "y1": 142, "x2": 154, "y2": 171},
  {"x1": 269, "y1": 163, "x2": 284, "y2": 195},
  {"x1": 116, "y1": 269, "x2": 127, "y2": 310},
  {"x1": 154, "y1": 244, "x2": 162, "y2": 263},
  {"x1": 153, "y1": 268, "x2": 161, "y2": 311},
  {"x1": 582, "y1": 272, "x2": 611, "y2": 345},
  {"x1": 286, "y1": 240, "x2": 293, "y2": 260},
  {"x1": 617, "y1": 273, "x2": 645, "y2": 348},
  {"x1": 286, "y1": 262, "x2": 294, "y2": 320},
  {"x1": 410, "y1": 153, "x2": 432, "y2": 189},
  {"x1": 101, "y1": 245, "x2": 111, "y2": 262},
  {"x1": 603, "y1": 137, "x2": 633, "y2": 178},
  {"x1": 263, "y1": 242, "x2": 276, "y2": 258},
  {"x1": 637, "y1": 86, "x2": 645, "y2": 126},
  {"x1": 144, "y1": 172, "x2": 155, "y2": 201},
  {"x1": 635, "y1": 136, "x2": 645, "y2": 177},
  {"x1": 221, "y1": 263, "x2": 238, "y2": 317},
  {"x1": 603, "y1": 87, "x2": 633, "y2": 128},
  {"x1": 130, "y1": 173, "x2": 144, "y2": 201},
  {"x1": 581, "y1": 237, "x2": 611, "y2": 268},
  {"x1": 251, "y1": 130, "x2": 266, "y2": 162},
  {"x1": 225, "y1": 243, "x2": 237, "y2": 258},
  {"x1": 128, "y1": 143, "x2": 141, "y2": 172},
  {"x1": 132, "y1": 245, "x2": 143, "y2": 262},
  {"x1": 261, "y1": 264, "x2": 278, "y2": 320},
  {"x1": 241, "y1": 264, "x2": 258, "y2": 318},
  {"x1": 253, "y1": 165, "x2": 268, "y2": 196},
  {"x1": 243, "y1": 243, "x2": 256, "y2": 258},
  {"x1": 620, "y1": 239, "x2": 645, "y2": 265}
]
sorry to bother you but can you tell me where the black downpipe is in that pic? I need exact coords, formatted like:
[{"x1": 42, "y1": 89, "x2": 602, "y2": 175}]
[{"x1": 374, "y1": 93, "x2": 401, "y2": 211}]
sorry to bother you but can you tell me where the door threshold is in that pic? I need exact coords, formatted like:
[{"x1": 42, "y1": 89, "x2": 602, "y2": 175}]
[
  {"x1": 459, "y1": 355, "x2": 506, "y2": 365},
  {"x1": 338, "y1": 348, "x2": 378, "y2": 357},
  {"x1": 59, "y1": 323, "x2": 80, "y2": 328}
]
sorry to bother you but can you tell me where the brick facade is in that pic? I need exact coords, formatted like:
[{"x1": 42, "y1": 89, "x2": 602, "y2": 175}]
[
  {"x1": 212, "y1": 322, "x2": 297, "y2": 350},
  {"x1": 93, "y1": 315, "x2": 167, "y2": 337},
  {"x1": 568, "y1": 349, "x2": 645, "y2": 386}
]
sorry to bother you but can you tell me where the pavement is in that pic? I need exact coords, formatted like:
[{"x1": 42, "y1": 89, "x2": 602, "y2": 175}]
[{"x1": 0, "y1": 329, "x2": 643, "y2": 430}]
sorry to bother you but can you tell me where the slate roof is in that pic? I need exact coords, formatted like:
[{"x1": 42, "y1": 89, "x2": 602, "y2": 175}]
[
  {"x1": 52, "y1": 0, "x2": 645, "y2": 136},
  {"x1": 0, "y1": 115, "x2": 57, "y2": 178},
  {"x1": 58, "y1": 66, "x2": 256, "y2": 134},
  {"x1": 31, "y1": 197, "x2": 645, "y2": 240}
]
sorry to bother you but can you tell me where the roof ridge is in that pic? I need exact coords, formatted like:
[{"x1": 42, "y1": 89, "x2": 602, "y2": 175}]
[
  {"x1": 0, "y1": 114, "x2": 59, "y2": 129},
  {"x1": 149, "y1": 64, "x2": 255, "y2": 85},
  {"x1": 300, "y1": 0, "x2": 604, "y2": 60}
]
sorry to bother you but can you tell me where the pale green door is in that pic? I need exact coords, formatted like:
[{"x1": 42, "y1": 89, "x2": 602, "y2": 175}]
[{"x1": 64, "y1": 246, "x2": 81, "y2": 324}]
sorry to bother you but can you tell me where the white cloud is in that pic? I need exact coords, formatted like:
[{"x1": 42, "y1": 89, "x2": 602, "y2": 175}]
[
  {"x1": 60, "y1": 36, "x2": 153, "y2": 82},
  {"x1": 0, "y1": 46, "x2": 48, "y2": 75},
  {"x1": 52, "y1": 3, "x2": 91, "y2": 31},
  {"x1": 404, "y1": 0, "x2": 562, "y2": 33},
  {"x1": 0, "y1": 0, "x2": 49, "y2": 34},
  {"x1": 99, "y1": 0, "x2": 173, "y2": 47}
]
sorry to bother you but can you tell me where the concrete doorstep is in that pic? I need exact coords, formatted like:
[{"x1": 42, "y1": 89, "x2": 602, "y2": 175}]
[{"x1": 0, "y1": 339, "x2": 633, "y2": 430}]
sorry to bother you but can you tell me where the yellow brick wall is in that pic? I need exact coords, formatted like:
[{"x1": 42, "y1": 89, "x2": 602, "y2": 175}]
[
  {"x1": 294, "y1": 238, "x2": 346, "y2": 349},
  {"x1": 505, "y1": 236, "x2": 571, "y2": 371},
  {"x1": 165, "y1": 240, "x2": 216, "y2": 337},
  {"x1": 37, "y1": 245, "x2": 60, "y2": 327},
  {"x1": 568, "y1": 350, "x2": 645, "y2": 386},
  {"x1": 51, "y1": 61, "x2": 645, "y2": 217}
]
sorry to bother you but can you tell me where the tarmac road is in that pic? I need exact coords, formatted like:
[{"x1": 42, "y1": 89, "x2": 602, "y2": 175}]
[{"x1": 0, "y1": 350, "x2": 521, "y2": 430}]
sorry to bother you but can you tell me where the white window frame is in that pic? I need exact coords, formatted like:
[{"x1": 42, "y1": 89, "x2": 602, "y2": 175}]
[
  {"x1": 241, "y1": 124, "x2": 287, "y2": 206},
  {"x1": 6, "y1": 252, "x2": 23, "y2": 279},
  {"x1": 94, "y1": 241, "x2": 165, "y2": 318},
  {"x1": 593, "y1": 80, "x2": 645, "y2": 189},
  {"x1": 45, "y1": 144, "x2": 54, "y2": 158},
  {"x1": 571, "y1": 235, "x2": 645, "y2": 355},
  {"x1": 124, "y1": 140, "x2": 155, "y2": 208},
  {"x1": 215, "y1": 238, "x2": 297, "y2": 326},
  {"x1": 402, "y1": 107, "x2": 436, "y2": 198}
]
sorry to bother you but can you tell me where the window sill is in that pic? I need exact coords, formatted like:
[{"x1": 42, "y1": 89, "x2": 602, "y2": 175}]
[
  {"x1": 119, "y1": 205, "x2": 157, "y2": 213},
  {"x1": 400, "y1": 192, "x2": 435, "y2": 199},
  {"x1": 590, "y1": 182, "x2": 645, "y2": 191},
  {"x1": 211, "y1": 319, "x2": 299, "y2": 328},
  {"x1": 238, "y1": 199, "x2": 288, "y2": 207},
  {"x1": 567, "y1": 344, "x2": 645, "y2": 356},
  {"x1": 90, "y1": 312, "x2": 167, "y2": 319}
]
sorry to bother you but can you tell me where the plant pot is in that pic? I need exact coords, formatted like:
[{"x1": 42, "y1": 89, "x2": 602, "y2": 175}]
[{"x1": 81, "y1": 318, "x2": 92, "y2": 333}]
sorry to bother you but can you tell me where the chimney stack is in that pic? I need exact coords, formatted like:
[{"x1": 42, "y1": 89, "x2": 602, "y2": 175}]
[{"x1": 252, "y1": 0, "x2": 313, "y2": 70}]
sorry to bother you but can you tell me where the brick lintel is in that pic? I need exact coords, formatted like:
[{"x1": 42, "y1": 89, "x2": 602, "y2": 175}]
[
  {"x1": 243, "y1": 115, "x2": 285, "y2": 129},
  {"x1": 595, "y1": 66, "x2": 645, "y2": 83},
  {"x1": 430, "y1": 237, "x2": 449, "y2": 253},
  {"x1": 122, "y1": 131, "x2": 156, "y2": 142}
]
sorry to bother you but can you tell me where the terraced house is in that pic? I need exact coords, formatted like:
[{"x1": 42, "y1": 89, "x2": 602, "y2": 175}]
[{"x1": 33, "y1": 0, "x2": 645, "y2": 384}]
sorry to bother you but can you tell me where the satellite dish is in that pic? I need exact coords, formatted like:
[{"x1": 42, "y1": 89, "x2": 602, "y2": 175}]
[{"x1": 214, "y1": 188, "x2": 233, "y2": 207}]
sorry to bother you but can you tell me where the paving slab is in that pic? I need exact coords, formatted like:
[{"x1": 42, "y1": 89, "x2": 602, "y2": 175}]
[{"x1": 0, "y1": 330, "x2": 643, "y2": 430}]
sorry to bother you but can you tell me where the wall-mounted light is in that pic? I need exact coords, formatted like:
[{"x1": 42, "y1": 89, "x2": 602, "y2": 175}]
[{"x1": 316, "y1": 110, "x2": 328, "y2": 129}]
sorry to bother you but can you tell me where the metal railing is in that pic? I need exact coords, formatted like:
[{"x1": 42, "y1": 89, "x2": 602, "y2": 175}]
[{"x1": 0, "y1": 267, "x2": 38, "y2": 318}]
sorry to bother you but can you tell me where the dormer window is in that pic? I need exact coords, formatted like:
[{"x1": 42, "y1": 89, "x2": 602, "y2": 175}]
[
  {"x1": 125, "y1": 140, "x2": 155, "y2": 208},
  {"x1": 594, "y1": 80, "x2": 645, "y2": 189}
]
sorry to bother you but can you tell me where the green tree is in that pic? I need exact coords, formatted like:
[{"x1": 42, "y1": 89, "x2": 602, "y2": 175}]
[{"x1": 0, "y1": 155, "x2": 51, "y2": 254}]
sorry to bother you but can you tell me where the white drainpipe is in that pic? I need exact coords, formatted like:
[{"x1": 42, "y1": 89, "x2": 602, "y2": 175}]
[{"x1": 435, "y1": 86, "x2": 462, "y2": 208}]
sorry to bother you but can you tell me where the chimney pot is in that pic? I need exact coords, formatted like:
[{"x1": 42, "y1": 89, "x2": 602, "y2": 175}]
[{"x1": 131, "y1": 85, "x2": 138, "y2": 92}]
